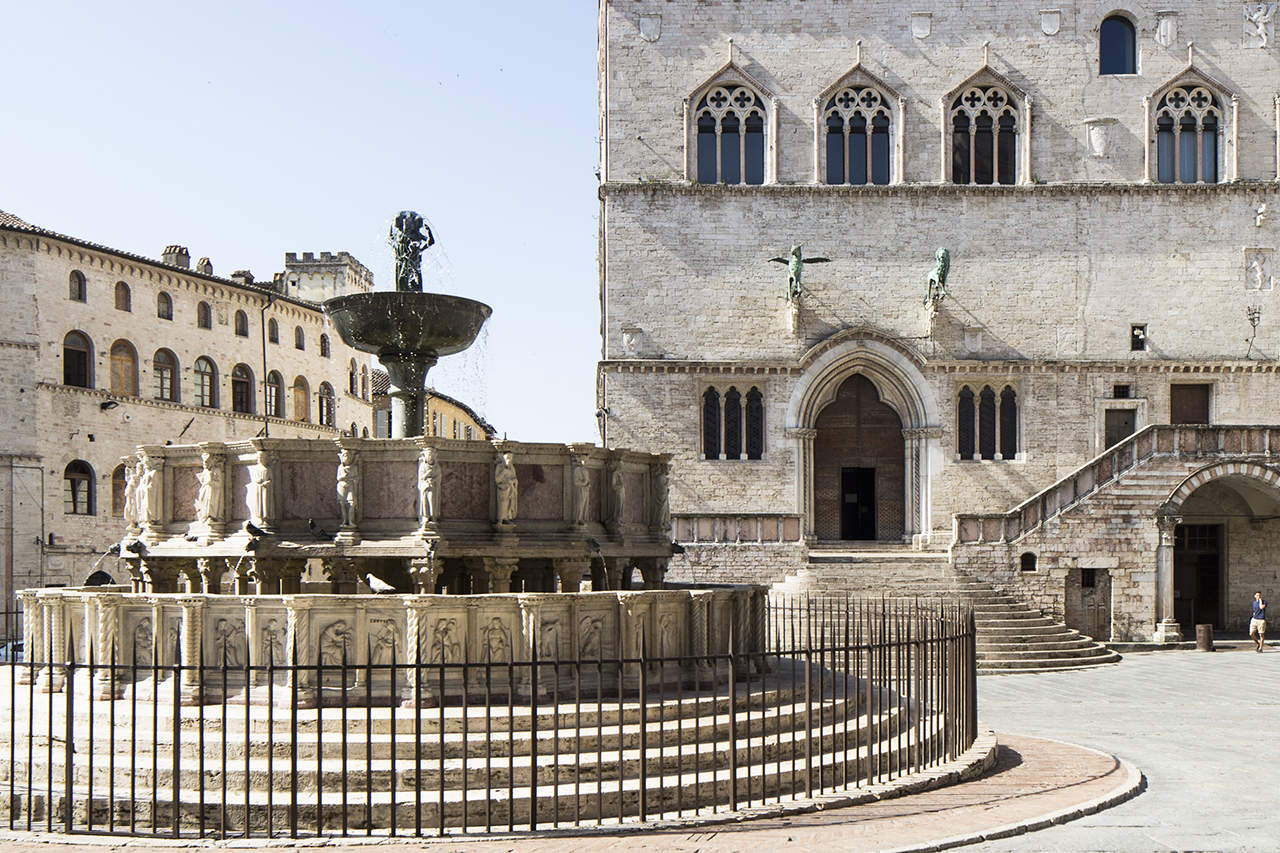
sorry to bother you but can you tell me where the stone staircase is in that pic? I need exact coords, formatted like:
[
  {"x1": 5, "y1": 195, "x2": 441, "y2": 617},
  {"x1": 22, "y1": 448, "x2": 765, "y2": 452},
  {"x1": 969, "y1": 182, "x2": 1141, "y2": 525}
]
[{"x1": 771, "y1": 545, "x2": 1120, "y2": 674}]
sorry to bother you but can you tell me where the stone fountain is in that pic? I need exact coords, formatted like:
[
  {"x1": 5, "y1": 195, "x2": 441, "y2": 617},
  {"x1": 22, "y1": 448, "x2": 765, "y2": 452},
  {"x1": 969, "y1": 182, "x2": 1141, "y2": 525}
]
[{"x1": 18, "y1": 212, "x2": 757, "y2": 708}]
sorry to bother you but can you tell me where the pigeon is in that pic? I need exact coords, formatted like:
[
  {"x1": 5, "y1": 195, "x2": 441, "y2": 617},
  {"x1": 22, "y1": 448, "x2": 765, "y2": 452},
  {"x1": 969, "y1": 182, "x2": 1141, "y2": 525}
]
[
  {"x1": 244, "y1": 522, "x2": 267, "y2": 537},
  {"x1": 670, "y1": 542, "x2": 686, "y2": 555},
  {"x1": 124, "y1": 540, "x2": 146, "y2": 555},
  {"x1": 365, "y1": 573, "x2": 396, "y2": 594},
  {"x1": 183, "y1": 533, "x2": 201, "y2": 542},
  {"x1": 308, "y1": 518, "x2": 333, "y2": 543}
]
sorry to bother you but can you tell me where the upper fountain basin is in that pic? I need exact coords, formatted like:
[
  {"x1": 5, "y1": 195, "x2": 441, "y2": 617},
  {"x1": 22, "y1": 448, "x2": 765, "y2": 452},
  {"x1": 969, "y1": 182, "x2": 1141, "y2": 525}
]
[{"x1": 324, "y1": 292, "x2": 493, "y2": 359}]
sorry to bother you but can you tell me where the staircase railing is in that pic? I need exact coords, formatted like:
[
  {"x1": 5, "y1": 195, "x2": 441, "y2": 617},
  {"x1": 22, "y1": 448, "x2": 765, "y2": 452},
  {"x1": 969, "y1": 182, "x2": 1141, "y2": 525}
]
[{"x1": 954, "y1": 424, "x2": 1280, "y2": 544}]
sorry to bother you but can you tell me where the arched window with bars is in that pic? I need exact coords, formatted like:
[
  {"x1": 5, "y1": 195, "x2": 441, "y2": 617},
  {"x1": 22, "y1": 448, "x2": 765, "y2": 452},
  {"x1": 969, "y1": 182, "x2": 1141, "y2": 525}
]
[
  {"x1": 702, "y1": 387, "x2": 721, "y2": 460},
  {"x1": 823, "y1": 86, "x2": 892, "y2": 185},
  {"x1": 702, "y1": 385, "x2": 766, "y2": 460},
  {"x1": 695, "y1": 84, "x2": 767, "y2": 185},
  {"x1": 63, "y1": 331, "x2": 92, "y2": 388},
  {"x1": 157, "y1": 291, "x2": 173, "y2": 320},
  {"x1": 197, "y1": 301, "x2": 212, "y2": 329},
  {"x1": 958, "y1": 384, "x2": 1019, "y2": 460},
  {"x1": 1154, "y1": 84, "x2": 1221, "y2": 185},
  {"x1": 234, "y1": 310, "x2": 249, "y2": 337},
  {"x1": 64, "y1": 461, "x2": 95, "y2": 515},
  {"x1": 114, "y1": 282, "x2": 131, "y2": 312},
  {"x1": 231, "y1": 364, "x2": 254, "y2": 413},
  {"x1": 318, "y1": 382, "x2": 336, "y2": 426},
  {"x1": 950, "y1": 85, "x2": 1019, "y2": 186},
  {"x1": 69, "y1": 271, "x2": 87, "y2": 303}
]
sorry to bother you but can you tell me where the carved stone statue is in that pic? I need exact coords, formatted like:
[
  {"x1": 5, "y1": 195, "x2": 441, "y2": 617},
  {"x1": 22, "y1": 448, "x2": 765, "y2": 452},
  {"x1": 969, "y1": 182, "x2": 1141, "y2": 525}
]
[
  {"x1": 571, "y1": 456, "x2": 591, "y2": 525},
  {"x1": 652, "y1": 466, "x2": 671, "y2": 532},
  {"x1": 390, "y1": 210, "x2": 435, "y2": 292},
  {"x1": 195, "y1": 451, "x2": 224, "y2": 524},
  {"x1": 1245, "y1": 2, "x2": 1277, "y2": 47},
  {"x1": 609, "y1": 463, "x2": 626, "y2": 523},
  {"x1": 318, "y1": 620, "x2": 351, "y2": 667},
  {"x1": 136, "y1": 454, "x2": 161, "y2": 528},
  {"x1": 122, "y1": 459, "x2": 140, "y2": 529},
  {"x1": 261, "y1": 619, "x2": 284, "y2": 667},
  {"x1": 417, "y1": 447, "x2": 440, "y2": 525},
  {"x1": 214, "y1": 618, "x2": 247, "y2": 667},
  {"x1": 247, "y1": 451, "x2": 274, "y2": 528},
  {"x1": 369, "y1": 620, "x2": 399, "y2": 666},
  {"x1": 494, "y1": 451, "x2": 518, "y2": 525},
  {"x1": 481, "y1": 617, "x2": 510, "y2": 663},
  {"x1": 579, "y1": 616, "x2": 603, "y2": 659},
  {"x1": 134, "y1": 617, "x2": 153, "y2": 667},
  {"x1": 428, "y1": 618, "x2": 462, "y2": 664},
  {"x1": 539, "y1": 618, "x2": 561, "y2": 660},
  {"x1": 336, "y1": 449, "x2": 361, "y2": 528},
  {"x1": 769, "y1": 244, "x2": 831, "y2": 302},
  {"x1": 925, "y1": 247, "x2": 951, "y2": 306}
]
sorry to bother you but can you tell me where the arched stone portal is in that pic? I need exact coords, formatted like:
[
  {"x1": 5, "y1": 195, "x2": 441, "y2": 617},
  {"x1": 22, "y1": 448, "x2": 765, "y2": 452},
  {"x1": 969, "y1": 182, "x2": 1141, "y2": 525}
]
[
  {"x1": 786, "y1": 335, "x2": 942, "y2": 544},
  {"x1": 814, "y1": 375, "x2": 904, "y2": 540},
  {"x1": 1161, "y1": 465, "x2": 1280, "y2": 632}
]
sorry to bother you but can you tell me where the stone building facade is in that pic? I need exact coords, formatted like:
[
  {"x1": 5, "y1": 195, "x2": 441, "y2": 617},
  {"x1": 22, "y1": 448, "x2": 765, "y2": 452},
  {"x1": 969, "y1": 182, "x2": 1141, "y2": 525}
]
[
  {"x1": 0, "y1": 210, "x2": 383, "y2": 603},
  {"x1": 597, "y1": 1, "x2": 1280, "y2": 639}
]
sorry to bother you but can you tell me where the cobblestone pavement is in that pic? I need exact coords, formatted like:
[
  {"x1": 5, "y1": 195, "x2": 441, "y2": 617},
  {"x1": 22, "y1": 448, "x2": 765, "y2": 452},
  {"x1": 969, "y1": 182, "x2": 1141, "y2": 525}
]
[
  {"x1": 969, "y1": 642, "x2": 1280, "y2": 853},
  {"x1": 0, "y1": 645, "x2": 1270, "y2": 852}
]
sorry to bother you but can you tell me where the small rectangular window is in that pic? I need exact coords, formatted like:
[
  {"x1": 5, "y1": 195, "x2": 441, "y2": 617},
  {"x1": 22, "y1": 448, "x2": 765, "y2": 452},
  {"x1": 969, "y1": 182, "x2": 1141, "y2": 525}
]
[
  {"x1": 1130, "y1": 325, "x2": 1147, "y2": 352},
  {"x1": 1112, "y1": 384, "x2": 1131, "y2": 399},
  {"x1": 1081, "y1": 568, "x2": 1097, "y2": 589}
]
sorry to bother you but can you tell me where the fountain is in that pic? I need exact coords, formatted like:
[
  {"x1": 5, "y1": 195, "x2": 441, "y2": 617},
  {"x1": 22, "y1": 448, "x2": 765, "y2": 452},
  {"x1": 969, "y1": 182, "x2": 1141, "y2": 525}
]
[{"x1": 324, "y1": 211, "x2": 491, "y2": 438}]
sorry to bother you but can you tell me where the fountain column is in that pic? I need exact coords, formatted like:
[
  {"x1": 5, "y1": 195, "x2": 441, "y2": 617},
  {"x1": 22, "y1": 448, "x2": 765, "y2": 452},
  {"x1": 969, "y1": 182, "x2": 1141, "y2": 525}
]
[{"x1": 382, "y1": 354, "x2": 436, "y2": 439}]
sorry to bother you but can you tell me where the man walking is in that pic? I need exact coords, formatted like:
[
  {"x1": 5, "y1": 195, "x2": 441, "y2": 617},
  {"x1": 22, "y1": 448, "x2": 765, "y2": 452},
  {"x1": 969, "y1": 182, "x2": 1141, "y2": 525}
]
[{"x1": 1250, "y1": 591, "x2": 1267, "y2": 652}]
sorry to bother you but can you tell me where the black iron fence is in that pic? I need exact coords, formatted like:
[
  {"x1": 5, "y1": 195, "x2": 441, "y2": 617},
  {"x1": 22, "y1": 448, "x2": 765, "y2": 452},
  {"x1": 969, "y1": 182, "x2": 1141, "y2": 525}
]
[{"x1": 0, "y1": 597, "x2": 975, "y2": 839}]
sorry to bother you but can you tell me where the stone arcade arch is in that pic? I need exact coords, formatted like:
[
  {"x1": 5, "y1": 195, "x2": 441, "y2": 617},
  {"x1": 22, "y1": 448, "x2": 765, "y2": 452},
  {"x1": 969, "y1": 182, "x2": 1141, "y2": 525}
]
[
  {"x1": 1159, "y1": 463, "x2": 1280, "y2": 632},
  {"x1": 786, "y1": 335, "x2": 942, "y2": 543}
]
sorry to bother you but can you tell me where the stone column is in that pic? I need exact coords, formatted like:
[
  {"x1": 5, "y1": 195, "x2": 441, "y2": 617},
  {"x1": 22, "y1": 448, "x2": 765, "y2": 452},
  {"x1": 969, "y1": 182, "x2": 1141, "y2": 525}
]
[
  {"x1": 554, "y1": 558, "x2": 590, "y2": 593},
  {"x1": 1153, "y1": 514, "x2": 1183, "y2": 643},
  {"x1": 248, "y1": 558, "x2": 280, "y2": 594},
  {"x1": 409, "y1": 554, "x2": 439, "y2": 594},
  {"x1": 178, "y1": 596, "x2": 206, "y2": 702},
  {"x1": 638, "y1": 558, "x2": 668, "y2": 590},
  {"x1": 401, "y1": 599, "x2": 429, "y2": 707},
  {"x1": 93, "y1": 594, "x2": 123, "y2": 698},
  {"x1": 285, "y1": 599, "x2": 312, "y2": 694},
  {"x1": 604, "y1": 557, "x2": 629, "y2": 591},
  {"x1": 322, "y1": 556, "x2": 359, "y2": 595},
  {"x1": 36, "y1": 594, "x2": 65, "y2": 693},
  {"x1": 142, "y1": 558, "x2": 182, "y2": 594},
  {"x1": 484, "y1": 557, "x2": 520, "y2": 594},
  {"x1": 18, "y1": 592, "x2": 42, "y2": 685},
  {"x1": 175, "y1": 559, "x2": 202, "y2": 593},
  {"x1": 787, "y1": 428, "x2": 818, "y2": 541},
  {"x1": 275, "y1": 558, "x2": 306, "y2": 595}
]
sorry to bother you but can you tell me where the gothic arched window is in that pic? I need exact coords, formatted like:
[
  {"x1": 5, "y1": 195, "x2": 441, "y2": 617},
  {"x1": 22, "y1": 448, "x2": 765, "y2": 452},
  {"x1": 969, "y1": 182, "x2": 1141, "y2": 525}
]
[
  {"x1": 194, "y1": 356, "x2": 217, "y2": 408},
  {"x1": 114, "y1": 281, "x2": 131, "y2": 312},
  {"x1": 696, "y1": 84, "x2": 766, "y2": 185},
  {"x1": 64, "y1": 461, "x2": 94, "y2": 515},
  {"x1": 268, "y1": 318, "x2": 279, "y2": 344},
  {"x1": 702, "y1": 387, "x2": 721, "y2": 460},
  {"x1": 294, "y1": 326, "x2": 305, "y2": 351},
  {"x1": 1100, "y1": 15, "x2": 1136, "y2": 75},
  {"x1": 745, "y1": 386, "x2": 765, "y2": 460},
  {"x1": 824, "y1": 86, "x2": 891, "y2": 185},
  {"x1": 197, "y1": 301, "x2": 212, "y2": 330},
  {"x1": 64, "y1": 331, "x2": 92, "y2": 387},
  {"x1": 957, "y1": 386, "x2": 976, "y2": 459},
  {"x1": 319, "y1": 334, "x2": 330, "y2": 358},
  {"x1": 1000, "y1": 386, "x2": 1019, "y2": 460},
  {"x1": 348, "y1": 360, "x2": 359, "y2": 395},
  {"x1": 724, "y1": 387, "x2": 743, "y2": 459},
  {"x1": 109, "y1": 339, "x2": 137, "y2": 396},
  {"x1": 1155, "y1": 85, "x2": 1221, "y2": 185},
  {"x1": 231, "y1": 364, "x2": 254, "y2": 413},
  {"x1": 157, "y1": 291, "x2": 173, "y2": 320},
  {"x1": 978, "y1": 386, "x2": 997, "y2": 460},
  {"x1": 361, "y1": 366, "x2": 369, "y2": 400},
  {"x1": 951, "y1": 85, "x2": 1018, "y2": 186},
  {"x1": 153, "y1": 349, "x2": 178, "y2": 401},
  {"x1": 234, "y1": 310, "x2": 249, "y2": 337}
]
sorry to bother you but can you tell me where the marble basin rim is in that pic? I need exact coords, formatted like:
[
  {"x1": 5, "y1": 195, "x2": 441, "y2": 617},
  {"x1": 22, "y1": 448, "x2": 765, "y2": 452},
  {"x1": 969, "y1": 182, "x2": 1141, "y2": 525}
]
[{"x1": 324, "y1": 292, "x2": 493, "y2": 360}]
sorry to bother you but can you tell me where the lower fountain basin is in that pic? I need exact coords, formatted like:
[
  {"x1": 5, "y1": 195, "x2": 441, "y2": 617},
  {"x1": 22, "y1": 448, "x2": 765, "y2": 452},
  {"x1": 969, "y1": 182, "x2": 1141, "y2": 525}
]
[{"x1": 324, "y1": 292, "x2": 492, "y2": 359}]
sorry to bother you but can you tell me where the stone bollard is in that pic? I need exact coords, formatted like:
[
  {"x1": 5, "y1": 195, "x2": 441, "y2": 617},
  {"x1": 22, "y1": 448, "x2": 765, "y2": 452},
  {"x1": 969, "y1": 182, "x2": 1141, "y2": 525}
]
[{"x1": 1195, "y1": 623, "x2": 1214, "y2": 652}]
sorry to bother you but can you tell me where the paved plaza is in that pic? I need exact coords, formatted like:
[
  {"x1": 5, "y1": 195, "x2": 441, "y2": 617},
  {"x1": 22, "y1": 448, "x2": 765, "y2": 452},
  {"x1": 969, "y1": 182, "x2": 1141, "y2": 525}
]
[{"x1": 0, "y1": 643, "x2": 1272, "y2": 852}]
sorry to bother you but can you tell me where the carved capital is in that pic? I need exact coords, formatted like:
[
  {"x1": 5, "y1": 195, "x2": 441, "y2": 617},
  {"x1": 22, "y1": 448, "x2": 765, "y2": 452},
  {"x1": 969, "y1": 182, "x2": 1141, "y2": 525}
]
[
  {"x1": 553, "y1": 558, "x2": 591, "y2": 593},
  {"x1": 484, "y1": 556, "x2": 521, "y2": 593}
]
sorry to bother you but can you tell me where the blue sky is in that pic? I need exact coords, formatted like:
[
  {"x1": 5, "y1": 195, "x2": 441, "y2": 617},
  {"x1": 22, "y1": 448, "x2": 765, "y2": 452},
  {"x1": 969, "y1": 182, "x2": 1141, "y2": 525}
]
[{"x1": 2, "y1": 1, "x2": 602, "y2": 443}]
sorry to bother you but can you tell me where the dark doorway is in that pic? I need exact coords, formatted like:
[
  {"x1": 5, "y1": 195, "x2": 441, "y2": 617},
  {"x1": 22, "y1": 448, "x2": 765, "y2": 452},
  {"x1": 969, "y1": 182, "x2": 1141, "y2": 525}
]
[
  {"x1": 1104, "y1": 408, "x2": 1136, "y2": 449},
  {"x1": 1173, "y1": 523, "x2": 1222, "y2": 630},
  {"x1": 841, "y1": 468, "x2": 876, "y2": 540}
]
